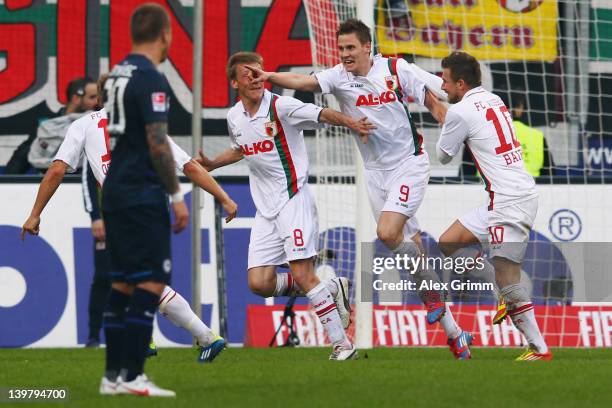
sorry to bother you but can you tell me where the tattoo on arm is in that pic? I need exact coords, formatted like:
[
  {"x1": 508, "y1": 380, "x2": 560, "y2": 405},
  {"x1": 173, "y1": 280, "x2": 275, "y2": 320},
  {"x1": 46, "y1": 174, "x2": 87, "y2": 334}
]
[{"x1": 146, "y1": 122, "x2": 180, "y2": 194}]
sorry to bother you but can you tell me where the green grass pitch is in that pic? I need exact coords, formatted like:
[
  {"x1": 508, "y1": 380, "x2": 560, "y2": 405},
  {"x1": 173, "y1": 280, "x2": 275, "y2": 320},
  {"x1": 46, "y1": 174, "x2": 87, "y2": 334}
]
[{"x1": 1, "y1": 347, "x2": 611, "y2": 407}]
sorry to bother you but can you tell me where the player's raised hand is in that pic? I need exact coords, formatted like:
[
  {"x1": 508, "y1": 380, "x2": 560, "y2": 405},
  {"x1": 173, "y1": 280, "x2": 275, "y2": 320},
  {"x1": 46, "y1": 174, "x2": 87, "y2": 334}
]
[
  {"x1": 21, "y1": 215, "x2": 41, "y2": 241},
  {"x1": 197, "y1": 149, "x2": 216, "y2": 172},
  {"x1": 350, "y1": 117, "x2": 377, "y2": 144},
  {"x1": 172, "y1": 201, "x2": 189, "y2": 233},
  {"x1": 245, "y1": 65, "x2": 269, "y2": 85},
  {"x1": 222, "y1": 198, "x2": 238, "y2": 223}
]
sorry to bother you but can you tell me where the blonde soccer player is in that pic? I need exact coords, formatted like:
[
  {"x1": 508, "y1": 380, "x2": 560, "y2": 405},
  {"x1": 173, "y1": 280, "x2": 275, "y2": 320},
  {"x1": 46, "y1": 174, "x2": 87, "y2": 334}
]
[{"x1": 198, "y1": 51, "x2": 375, "y2": 360}]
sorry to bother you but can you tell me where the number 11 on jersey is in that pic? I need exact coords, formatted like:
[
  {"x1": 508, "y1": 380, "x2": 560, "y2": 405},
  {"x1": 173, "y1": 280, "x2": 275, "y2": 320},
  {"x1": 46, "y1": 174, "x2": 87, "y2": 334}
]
[
  {"x1": 486, "y1": 106, "x2": 520, "y2": 155},
  {"x1": 98, "y1": 118, "x2": 111, "y2": 175}
]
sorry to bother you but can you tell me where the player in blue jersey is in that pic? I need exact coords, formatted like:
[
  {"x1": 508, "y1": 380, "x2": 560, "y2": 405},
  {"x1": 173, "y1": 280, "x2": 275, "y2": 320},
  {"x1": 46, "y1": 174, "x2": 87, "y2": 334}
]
[{"x1": 100, "y1": 4, "x2": 187, "y2": 397}]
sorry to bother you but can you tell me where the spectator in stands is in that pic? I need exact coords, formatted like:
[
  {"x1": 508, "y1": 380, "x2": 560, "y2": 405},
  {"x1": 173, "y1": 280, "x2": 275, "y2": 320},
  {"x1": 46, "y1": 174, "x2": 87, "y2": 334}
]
[
  {"x1": 508, "y1": 89, "x2": 555, "y2": 177},
  {"x1": 460, "y1": 88, "x2": 555, "y2": 177},
  {"x1": 4, "y1": 77, "x2": 98, "y2": 174}
]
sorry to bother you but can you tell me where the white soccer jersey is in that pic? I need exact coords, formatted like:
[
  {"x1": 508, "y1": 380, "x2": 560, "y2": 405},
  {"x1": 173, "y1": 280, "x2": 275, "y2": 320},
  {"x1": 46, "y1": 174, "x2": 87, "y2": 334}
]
[
  {"x1": 315, "y1": 54, "x2": 445, "y2": 170},
  {"x1": 437, "y1": 86, "x2": 537, "y2": 209},
  {"x1": 54, "y1": 108, "x2": 191, "y2": 185},
  {"x1": 227, "y1": 89, "x2": 323, "y2": 219}
]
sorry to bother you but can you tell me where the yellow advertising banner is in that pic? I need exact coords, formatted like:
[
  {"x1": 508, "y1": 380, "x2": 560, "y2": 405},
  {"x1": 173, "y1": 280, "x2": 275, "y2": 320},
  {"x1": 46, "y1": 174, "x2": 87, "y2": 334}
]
[{"x1": 377, "y1": 0, "x2": 558, "y2": 62}]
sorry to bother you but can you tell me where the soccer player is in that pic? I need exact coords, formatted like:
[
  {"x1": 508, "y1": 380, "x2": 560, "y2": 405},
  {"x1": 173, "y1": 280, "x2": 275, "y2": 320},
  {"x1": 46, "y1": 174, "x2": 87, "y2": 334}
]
[
  {"x1": 81, "y1": 161, "x2": 110, "y2": 349},
  {"x1": 103, "y1": 4, "x2": 183, "y2": 396},
  {"x1": 21, "y1": 77, "x2": 237, "y2": 368},
  {"x1": 433, "y1": 51, "x2": 551, "y2": 361},
  {"x1": 199, "y1": 51, "x2": 375, "y2": 360},
  {"x1": 246, "y1": 19, "x2": 471, "y2": 358}
]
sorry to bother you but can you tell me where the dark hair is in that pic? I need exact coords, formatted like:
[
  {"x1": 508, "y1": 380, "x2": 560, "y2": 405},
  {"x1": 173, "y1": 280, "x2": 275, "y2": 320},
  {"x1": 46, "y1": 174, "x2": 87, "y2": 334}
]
[
  {"x1": 97, "y1": 73, "x2": 109, "y2": 104},
  {"x1": 226, "y1": 51, "x2": 263, "y2": 80},
  {"x1": 130, "y1": 3, "x2": 170, "y2": 44},
  {"x1": 66, "y1": 77, "x2": 95, "y2": 102},
  {"x1": 441, "y1": 51, "x2": 481, "y2": 88},
  {"x1": 336, "y1": 18, "x2": 372, "y2": 44}
]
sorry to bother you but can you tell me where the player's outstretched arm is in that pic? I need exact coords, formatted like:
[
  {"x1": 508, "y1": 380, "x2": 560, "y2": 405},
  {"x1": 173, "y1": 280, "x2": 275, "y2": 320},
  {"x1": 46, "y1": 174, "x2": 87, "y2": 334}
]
[
  {"x1": 245, "y1": 65, "x2": 321, "y2": 93},
  {"x1": 319, "y1": 108, "x2": 376, "y2": 144},
  {"x1": 21, "y1": 160, "x2": 68, "y2": 241},
  {"x1": 196, "y1": 147, "x2": 243, "y2": 172},
  {"x1": 182, "y1": 159, "x2": 238, "y2": 222},
  {"x1": 146, "y1": 122, "x2": 189, "y2": 233}
]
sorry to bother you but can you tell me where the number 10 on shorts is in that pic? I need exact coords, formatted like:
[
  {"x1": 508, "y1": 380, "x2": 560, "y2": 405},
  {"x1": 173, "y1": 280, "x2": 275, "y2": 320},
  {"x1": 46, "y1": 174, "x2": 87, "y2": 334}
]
[{"x1": 488, "y1": 226, "x2": 505, "y2": 244}]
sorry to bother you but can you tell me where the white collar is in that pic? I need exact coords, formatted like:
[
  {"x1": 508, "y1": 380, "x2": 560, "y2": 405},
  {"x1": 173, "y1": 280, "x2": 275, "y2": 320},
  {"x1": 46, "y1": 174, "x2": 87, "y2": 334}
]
[{"x1": 240, "y1": 89, "x2": 272, "y2": 119}]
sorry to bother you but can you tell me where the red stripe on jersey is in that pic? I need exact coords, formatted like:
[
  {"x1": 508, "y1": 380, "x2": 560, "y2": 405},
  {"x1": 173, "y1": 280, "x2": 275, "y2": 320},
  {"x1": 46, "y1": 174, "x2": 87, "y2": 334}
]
[
  {"x1": 389, "y1": 58, "x2": 423, "y2": 155},
  {"x1": 271, "y1": 96, "x2": 299, "y2": 198}
]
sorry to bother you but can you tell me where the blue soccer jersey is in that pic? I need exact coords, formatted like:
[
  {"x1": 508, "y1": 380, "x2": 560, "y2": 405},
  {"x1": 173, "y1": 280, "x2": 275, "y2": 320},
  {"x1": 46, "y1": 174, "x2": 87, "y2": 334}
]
[{"x1": 102, "y1": 53, "x2": 171, "y2": 211}]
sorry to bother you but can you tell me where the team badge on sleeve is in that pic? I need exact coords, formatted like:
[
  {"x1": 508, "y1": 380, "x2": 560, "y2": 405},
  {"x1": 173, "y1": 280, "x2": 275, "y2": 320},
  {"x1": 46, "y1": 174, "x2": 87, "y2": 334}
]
[
  {"x1": 151, "y1": 92, "x2": 167, "y2": 112},
  {"x1": 385, "y1": 75, "x2": 398, "y2": 91},
  {"x1": 264, "y1": 121, "x2": 278, "y2": 137}
]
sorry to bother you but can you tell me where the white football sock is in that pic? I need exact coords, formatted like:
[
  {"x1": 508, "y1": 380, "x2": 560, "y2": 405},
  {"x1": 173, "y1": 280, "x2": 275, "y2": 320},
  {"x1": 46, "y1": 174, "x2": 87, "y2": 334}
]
[
  {"x1": 306, "y1": 282, "x2": 349, "y2": 347},
  {"x1": 502, "y1": 284, "x2": 548, "y2": 353},
  {"x1": 273, "y1": 273, "x2": 304, "y2": 297},
  {"x1": 439, "y1": 304, "x2": 462, "y2": 339},
  {"x1": 391, "y1": 240, "x2": 421, "y2": 259},
  {"x1": 158, "y1": 286, "x2": 216, "y2": 346}
]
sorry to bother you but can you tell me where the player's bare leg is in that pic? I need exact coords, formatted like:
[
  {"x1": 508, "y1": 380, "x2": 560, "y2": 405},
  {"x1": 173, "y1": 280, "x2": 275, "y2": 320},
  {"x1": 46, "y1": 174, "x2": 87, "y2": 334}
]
[
  {"x1": 377, "y1": 211, "x2": 468, "y2": 354},
  {"x1": 248, "y1": 266, "x2": 352, "y2": 328},
  {"x1": 438, "y1": 220, "x2": 507, "y2": 324},
  {"x1": 494, "y1": 257, "x2": 551, "y2": 360},
  {"x1": 438, "y1": 220, "x2": 500, "y2": 359},
  {"x1": 290, "y1": 258, "x2": 355, "y2": 360}
]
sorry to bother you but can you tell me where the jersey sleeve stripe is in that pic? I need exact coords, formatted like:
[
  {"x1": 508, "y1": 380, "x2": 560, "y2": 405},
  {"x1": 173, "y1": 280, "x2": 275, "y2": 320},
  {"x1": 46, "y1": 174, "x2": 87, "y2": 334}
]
[{"x1": 270, "y1": 95, "x2": 299, "y2": 198}]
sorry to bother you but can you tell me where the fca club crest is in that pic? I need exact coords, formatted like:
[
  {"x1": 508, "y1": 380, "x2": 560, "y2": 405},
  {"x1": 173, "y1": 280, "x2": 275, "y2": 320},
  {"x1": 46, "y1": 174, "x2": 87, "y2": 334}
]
[
  {"x1": 265, "y1": 121, "x2": 278, "y2": 137},
  {"x1": 385, "y1": 75, "x2": 398, "y2": 91}
]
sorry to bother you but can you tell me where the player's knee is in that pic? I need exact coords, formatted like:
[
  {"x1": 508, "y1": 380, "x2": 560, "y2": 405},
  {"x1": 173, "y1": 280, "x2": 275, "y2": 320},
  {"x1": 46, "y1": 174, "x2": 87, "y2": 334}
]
[
  {"x1": 248, "y1": 275, "x2": 274, "y2": 297},
  {"x1": 377, "y1": 226, "x2": 402, "y2": 249},
  {"x1": 437, "y1": 232, "x2": 456, "y2": 257},
  {"x1": 288, "y1": 258, "x2": 317, "y2": 290}
]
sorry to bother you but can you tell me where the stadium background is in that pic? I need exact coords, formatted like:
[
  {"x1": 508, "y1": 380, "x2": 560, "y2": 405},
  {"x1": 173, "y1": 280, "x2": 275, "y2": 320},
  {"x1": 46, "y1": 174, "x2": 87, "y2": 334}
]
[{"x1": 1, "y1": 0, "x2": 612, "y2": 349}]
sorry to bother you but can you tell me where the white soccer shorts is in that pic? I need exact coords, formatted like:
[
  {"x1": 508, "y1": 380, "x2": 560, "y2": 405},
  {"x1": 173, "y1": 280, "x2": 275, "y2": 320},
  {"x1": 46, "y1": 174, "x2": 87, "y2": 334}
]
[
  {"x1": 247, "y1": 184, "x2": 319, "y2": 269},
  {"x1": 365, "y1": 154, "x2": 429, "y2": 238},
  {"x1": 458, "y1": 197, "x2": 538, "y2": 263},
  {"x1": 458, "y1": 204, "x2": 490, "y2": 243}
]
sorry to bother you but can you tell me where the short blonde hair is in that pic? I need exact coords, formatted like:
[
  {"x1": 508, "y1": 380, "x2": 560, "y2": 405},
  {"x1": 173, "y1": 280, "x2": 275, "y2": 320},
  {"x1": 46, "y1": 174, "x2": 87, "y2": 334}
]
[{"x1": 226, "y1": 52, "x2": 264, "y2": 80}]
